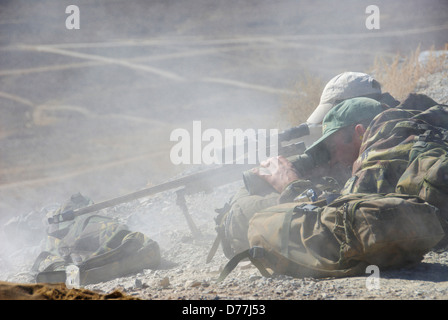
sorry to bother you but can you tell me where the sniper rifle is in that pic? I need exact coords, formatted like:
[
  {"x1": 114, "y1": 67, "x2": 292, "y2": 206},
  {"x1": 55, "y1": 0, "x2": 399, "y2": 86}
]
[{"x1": 48, "y1": 123, "x2": 312, "y2": 238}]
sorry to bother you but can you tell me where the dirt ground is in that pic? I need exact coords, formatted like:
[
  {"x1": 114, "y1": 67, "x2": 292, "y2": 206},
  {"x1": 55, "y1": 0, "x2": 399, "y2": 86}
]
[{"x1": 1, "y1": 0, "x2": 448, "y2": 305}]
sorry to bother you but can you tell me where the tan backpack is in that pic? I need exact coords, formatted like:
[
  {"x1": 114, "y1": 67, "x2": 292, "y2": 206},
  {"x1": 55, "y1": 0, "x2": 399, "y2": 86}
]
[{"x1": 218, "y1": 193, "x2": 445, "y2": 280}]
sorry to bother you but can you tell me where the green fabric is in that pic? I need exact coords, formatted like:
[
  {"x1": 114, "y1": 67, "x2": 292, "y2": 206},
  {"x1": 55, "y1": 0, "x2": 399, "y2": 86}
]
[
  {"x1": 33, "y1": 193, "x2": 161, "y2": 285},
  {"x1": 221, "y1": 104, "x2": 448, "y2": 280},
  {"x1": 212, "y1": 187, "x2": 279, "y2": 260},
  {"x1": 344, "y1": 105, "x2": 448, "y2": 236},
  {"x1": 306, "y1": 97, "x2": 386, "y2": 155},
  {"x1": 240, "y1": 193, "x2": 444, "y2": 280}
]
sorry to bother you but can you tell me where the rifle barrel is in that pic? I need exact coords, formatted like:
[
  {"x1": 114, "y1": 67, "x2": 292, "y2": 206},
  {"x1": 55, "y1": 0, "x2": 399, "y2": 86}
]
[{"x1": 49, "y1": 124, "x2": 310, "y2": 223}]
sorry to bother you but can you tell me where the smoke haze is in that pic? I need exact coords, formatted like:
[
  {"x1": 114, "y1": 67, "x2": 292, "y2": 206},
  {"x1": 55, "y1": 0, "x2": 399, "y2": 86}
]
[{"x1": 0, "y1": 0, "x2": 447, "y2": 274}]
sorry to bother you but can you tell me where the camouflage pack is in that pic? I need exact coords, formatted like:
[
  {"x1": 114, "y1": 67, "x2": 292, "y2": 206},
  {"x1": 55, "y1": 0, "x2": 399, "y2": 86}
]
[
  {"x1": 219, "y1": 103, "x2": 448, "y2": 280},
  {"x1": 218, "y1": 193, "x2": 444, "y2": 280},
  {"x1": 207, "y1": 187, "x2": 279, "y2": 262},
  {"x1": 345, "y1": 104, "x2": 448, "y2": 248},
  {"x1": 208, "y1": 177, "x2": 341, "y2": 263},
  {"x1": 32, "y1": 193, "x2": 160, "y2": 285}
]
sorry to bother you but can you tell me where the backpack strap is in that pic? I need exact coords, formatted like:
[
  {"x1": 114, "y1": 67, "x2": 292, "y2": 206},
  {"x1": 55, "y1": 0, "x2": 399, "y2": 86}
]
[
  {"x1": 207, "y1": 202, "x2": 233, "y2": 263},
  {"x1": 216, "y1": 247, "x2": 272, "y2": 282},
  {"x1": 393, "y1": 120, "x2": 448, "y2": 140},
  {"x1": 206, "y1": 233, "x2": 222, "y2": 264},
  {"x1": 31, "y1": 251, "x2": 55, "y2": 272}
]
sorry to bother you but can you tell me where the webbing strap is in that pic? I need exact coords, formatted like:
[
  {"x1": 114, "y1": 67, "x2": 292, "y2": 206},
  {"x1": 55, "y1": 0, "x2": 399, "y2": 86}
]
[
  {"x1": 394, "y1": 121, "x2": 448, "y2": 142},
  {"x1": 206, "y1": 233, "x2": 222, "y2": 264},
  {"x1": 280, "y1": 211, "x2": 293, "y2": 257},
  {"x1": 31, "y1": 251, "x2": 54, "y2": 272},
  {"x1": 216, "y1": 249, "x2": 271, "y2": 282}
]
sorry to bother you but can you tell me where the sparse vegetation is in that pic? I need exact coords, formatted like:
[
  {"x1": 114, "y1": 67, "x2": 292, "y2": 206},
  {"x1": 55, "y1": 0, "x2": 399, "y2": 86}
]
[
  {"x1": 282, "y1": 45, "x2": 448, "y2": 125},
  {"x1": 280, "y1": 72, "x2": 325, "y2": 125},
  {"x1": 370, "y1": 44, "x2": 448, "y2": 101}
]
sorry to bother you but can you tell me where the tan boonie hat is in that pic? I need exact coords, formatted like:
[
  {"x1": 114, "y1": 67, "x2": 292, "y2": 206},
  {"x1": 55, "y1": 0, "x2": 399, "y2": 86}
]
[{"x1": 307, "y1": 72, "x2": 382, "y2": 124}]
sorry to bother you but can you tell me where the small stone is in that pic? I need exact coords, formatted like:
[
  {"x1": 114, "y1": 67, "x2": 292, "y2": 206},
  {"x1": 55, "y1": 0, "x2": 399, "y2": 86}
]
[
  {"x1": 159, "y1": 277, "x2": 170, "y2": 288},
  {"x1": 249, "y1": 275, "x2": 262, "y2": 282},
  {"x1": 185, "y1": 280, "x2": 202, "y2": 288},
  {"x1": 134, "y1": 278, "x2": 143, "y2": 288}
]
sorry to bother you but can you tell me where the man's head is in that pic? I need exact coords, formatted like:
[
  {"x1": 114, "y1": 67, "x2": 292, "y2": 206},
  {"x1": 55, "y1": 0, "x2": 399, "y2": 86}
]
[
  {"x1": 307, "y1": 72, "x2": 382, "y2": 125},
  {"x1": 306, "y1": 97, "x2": 386, "y2": 169}
]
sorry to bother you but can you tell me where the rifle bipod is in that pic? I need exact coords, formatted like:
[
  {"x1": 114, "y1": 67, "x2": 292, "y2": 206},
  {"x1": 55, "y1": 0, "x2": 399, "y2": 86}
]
[{"x1": 175, "y1": 188, "x2": 202, "y2": 239}]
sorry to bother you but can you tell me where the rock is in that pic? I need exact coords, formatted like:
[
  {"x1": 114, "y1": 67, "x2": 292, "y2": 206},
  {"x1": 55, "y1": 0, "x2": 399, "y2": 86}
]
[
  {"x1": 184, "y1": 280, "x2": 202, "y2": 288},
  {"x1": 249, "y1": 275, "x2": 262, "y2": 282},
  {"x1": 159, "y1": 277, "x2": 170, "y2": 288},
  {"x1": 134, "y1": 278, "x2": 143, "y2": 289},
  {"x1": 418, "y1": 50, "x2": 448, "y2": 66}
]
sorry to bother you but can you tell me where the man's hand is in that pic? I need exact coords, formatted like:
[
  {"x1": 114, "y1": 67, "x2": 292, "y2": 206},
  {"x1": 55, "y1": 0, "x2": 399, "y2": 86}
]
[{"x1": 252, "y1": 155, "x2": 300, "y2": 193}]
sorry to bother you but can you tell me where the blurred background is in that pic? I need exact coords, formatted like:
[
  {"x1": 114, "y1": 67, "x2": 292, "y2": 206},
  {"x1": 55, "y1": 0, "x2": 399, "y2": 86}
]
[{"x1": 0, "y1": 0, "x2": 447, "y2": 222}]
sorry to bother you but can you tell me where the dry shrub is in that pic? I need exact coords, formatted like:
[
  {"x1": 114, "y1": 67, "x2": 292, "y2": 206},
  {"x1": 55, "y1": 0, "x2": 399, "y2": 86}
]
[
  {"x1": 280, "y1": 45, "x2": 447, "y2": 126},
  {"x1": 0, "y1": 281, "x2": 138, "y2": 300},
  {"x1": 370, "y1": 45, "x2": 448, "y2": 101},
  {"x1": 280, "y1": 72, "x2": 325, "y2": 126}
]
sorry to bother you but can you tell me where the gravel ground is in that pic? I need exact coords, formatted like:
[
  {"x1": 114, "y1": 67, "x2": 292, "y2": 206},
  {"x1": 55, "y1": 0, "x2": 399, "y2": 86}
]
[
  {"x1": 3, "y1": 173, "x2": 448, "y2": 301},
  {"x1": 1, "y1": 67, "x2": 448, "y2": 302},
  {"x1": 416, "y1": 70, "x2": 448, "y2": 105}
]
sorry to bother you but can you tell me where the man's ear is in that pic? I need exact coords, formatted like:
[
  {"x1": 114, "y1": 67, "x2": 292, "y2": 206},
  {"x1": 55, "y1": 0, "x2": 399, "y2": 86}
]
[{"x1": 354, "y1": 124, "x2": 366, "y2": 140}]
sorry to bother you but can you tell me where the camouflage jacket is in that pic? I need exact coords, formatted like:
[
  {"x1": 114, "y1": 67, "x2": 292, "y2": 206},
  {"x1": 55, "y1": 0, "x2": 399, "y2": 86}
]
[
  {"x1": 279, "y1": 104, "x2": 448, "y2": 204},
  {"x1": 342, "y1": 105, "x2": 448, "y2": 196}
]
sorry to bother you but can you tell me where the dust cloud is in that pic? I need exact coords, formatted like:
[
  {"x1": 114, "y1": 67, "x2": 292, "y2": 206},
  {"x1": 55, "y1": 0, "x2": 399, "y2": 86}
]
[{"x1": 0, "y1": 0, "x2": 447, "y2": 276}]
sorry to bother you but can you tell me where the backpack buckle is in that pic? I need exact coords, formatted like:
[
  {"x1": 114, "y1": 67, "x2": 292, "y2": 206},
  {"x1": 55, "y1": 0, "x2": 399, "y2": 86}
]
[{"x1": 249, "y1": 246, "x2": 265, "y2": 259}]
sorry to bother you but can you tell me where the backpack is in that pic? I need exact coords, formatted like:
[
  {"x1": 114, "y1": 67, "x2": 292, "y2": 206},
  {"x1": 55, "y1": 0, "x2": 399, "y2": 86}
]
[
  {"x1": 218, "y1": 193, "x2": 445, "y2": 280},
  {"x1": 395, "y1": 107, "x2": 448, "y2": 247},
  {"x1": 207, "y1": 187, "x2": 279, "y2": 262},
  {"x1": 207, "y1": 177, "x2": 339, "y2": 263},
  {"x1": 32, "y1": 193, "x2": 160, "y2": 286},
  {"x1": 344, "y1": 105, "x2": 448, "y2": 248},
  {"x1": 219, "y1": 104, "x2": 448, "y2": 280}
]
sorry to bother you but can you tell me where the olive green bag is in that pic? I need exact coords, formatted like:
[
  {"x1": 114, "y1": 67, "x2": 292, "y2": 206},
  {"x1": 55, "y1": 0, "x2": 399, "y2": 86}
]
[
  {"x1": 208, "y1": 178, "x2": 335, "y2": 263},
  {"x1": 396, "y1": 129, "x2": 448, "y2": 249},
  {"x1": 207, "y1": 187, "x2": 279, "y2": 262},
  {"x1": 32, "y1": 193, "x2": 161, "y2": 285},
  {"x1": 218, "y1": 193, "x2": 445, "y2": 280}
]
